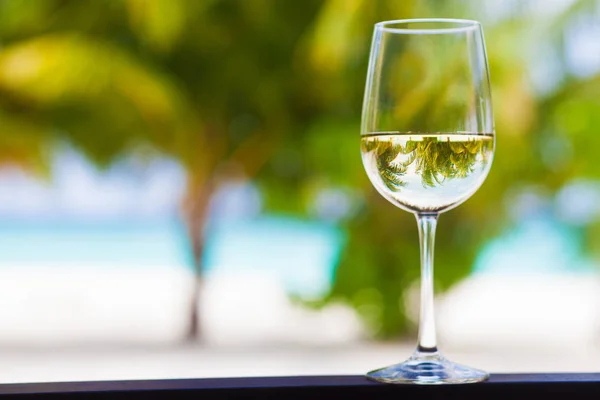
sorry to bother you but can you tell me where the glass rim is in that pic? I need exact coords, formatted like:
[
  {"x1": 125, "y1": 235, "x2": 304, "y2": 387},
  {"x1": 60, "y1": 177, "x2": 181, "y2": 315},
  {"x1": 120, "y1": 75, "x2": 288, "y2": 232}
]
[{"x1": 375, "y1": 18, "x2": 481, "y2": 34}]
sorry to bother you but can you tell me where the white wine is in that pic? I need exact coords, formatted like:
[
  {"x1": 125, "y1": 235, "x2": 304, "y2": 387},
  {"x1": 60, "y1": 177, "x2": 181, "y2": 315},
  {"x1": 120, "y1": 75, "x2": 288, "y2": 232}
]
[{"x1": 361, "y1": 133, "x2": 494, "y2": 213}]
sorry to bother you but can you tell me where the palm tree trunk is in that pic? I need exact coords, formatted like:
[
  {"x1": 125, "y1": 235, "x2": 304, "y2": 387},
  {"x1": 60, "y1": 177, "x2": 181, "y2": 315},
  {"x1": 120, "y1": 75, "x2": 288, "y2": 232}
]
[{"x1": 183, "y1": 178, "x2": 215, "y2": 341}]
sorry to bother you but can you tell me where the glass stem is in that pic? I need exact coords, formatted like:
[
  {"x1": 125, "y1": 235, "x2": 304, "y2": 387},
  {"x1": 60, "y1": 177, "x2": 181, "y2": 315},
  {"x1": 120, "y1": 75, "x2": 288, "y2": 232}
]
[{"x1": 415, "y1": 212, "x2": 439, "y2": 355}]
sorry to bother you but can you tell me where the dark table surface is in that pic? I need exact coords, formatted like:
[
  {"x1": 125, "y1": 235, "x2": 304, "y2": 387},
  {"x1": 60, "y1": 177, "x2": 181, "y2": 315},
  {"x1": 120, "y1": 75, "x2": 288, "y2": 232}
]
[{"x1": 0, "y1": 374, "x2": 599, "y2": 399}]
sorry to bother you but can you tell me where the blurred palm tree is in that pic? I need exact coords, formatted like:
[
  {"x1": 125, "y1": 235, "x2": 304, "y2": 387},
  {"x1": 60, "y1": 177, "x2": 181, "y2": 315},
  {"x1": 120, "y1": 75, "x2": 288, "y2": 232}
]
[
  {"x1": 0, "y1": 0, "x2": 325, "y2": 339},
  {"x1": 0, "y1": 0, "x2": 598, "y2": 340}
]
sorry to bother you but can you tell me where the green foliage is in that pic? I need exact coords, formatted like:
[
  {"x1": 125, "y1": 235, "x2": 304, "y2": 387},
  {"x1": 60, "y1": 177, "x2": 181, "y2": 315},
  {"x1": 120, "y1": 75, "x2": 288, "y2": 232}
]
[
  {"x1": 361, "y1": 137, "x2": 407, "y2": 190},
  {"x1": 414, "y1": 138, "x2": 490, "y2": 187},
  {"x1": 362, "y1": 135, "x2": 492, "y2": 190},
  {"x1": 306, "y1": 0, "x2": 600, "y2": 338}
]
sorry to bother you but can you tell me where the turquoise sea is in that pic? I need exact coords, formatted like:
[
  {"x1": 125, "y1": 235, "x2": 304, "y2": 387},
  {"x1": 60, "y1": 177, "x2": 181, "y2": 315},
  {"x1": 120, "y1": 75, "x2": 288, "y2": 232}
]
[
  {"x1": 0, "y1": 216, "x2": 344, "y2": 298},
  {"x1": 0, "y1": 212, "x2": 591, "y2": 299}
]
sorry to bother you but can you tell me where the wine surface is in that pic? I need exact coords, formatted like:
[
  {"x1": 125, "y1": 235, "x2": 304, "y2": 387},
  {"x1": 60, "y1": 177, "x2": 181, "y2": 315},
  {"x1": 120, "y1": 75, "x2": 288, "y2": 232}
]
[{"x1": 361, "y1": 133, "x2": 494, "y2": 212}]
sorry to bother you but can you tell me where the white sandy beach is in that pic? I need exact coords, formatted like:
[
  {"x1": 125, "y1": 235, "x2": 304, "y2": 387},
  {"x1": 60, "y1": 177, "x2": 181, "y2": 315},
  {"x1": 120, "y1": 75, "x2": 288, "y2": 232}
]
[{"x1": 0, "y1": 266, "x2": 598, "y2": 383}]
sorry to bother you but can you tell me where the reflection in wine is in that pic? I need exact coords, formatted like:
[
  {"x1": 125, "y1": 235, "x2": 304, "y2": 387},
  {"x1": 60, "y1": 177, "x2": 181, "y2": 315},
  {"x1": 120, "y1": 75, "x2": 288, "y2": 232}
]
[{"x1": 361, "y1": 133, "x2": 494, "y2": 212}]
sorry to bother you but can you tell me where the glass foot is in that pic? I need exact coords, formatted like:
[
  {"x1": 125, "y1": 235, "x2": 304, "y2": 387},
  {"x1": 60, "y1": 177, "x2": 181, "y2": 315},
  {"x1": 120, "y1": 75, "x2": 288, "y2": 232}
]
[{"x1": 366, "y1": 352, "x2": 489, "y2": 385}]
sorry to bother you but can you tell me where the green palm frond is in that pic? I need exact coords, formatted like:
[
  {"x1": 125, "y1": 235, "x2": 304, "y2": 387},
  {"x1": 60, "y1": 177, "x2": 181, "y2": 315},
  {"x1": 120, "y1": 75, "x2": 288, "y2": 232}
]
[
  {"x1": 0, "y1": 33, "x2": 197, "y2": 166},
  {"x1": 410, "y1": 137, "x2": 487, "y2": 188},
  {"x1": 375, "y1": 139, "x2": 407, "y2": 189}
]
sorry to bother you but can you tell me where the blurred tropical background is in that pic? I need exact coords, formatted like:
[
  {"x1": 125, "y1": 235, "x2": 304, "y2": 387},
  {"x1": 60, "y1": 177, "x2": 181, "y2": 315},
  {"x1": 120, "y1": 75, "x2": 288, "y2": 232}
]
[{"x1": 0, "y1": 0, "x2": 598, "y2": 383}]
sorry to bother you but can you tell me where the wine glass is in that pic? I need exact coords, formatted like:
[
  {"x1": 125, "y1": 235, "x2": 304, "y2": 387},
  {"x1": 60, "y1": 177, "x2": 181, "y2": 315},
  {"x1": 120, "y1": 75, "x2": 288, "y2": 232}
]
[{"x1": 360, "y1": 19, "x2": 495, "y2": 384}]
